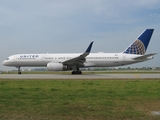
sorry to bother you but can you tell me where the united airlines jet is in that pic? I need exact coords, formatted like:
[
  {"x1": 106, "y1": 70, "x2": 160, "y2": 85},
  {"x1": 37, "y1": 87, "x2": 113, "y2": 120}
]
[{"x1": 3, "y1": 29, "x2": 156, "y2": 74}]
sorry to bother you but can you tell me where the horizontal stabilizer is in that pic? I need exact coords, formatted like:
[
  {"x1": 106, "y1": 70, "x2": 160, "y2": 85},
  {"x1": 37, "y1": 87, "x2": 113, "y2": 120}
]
[{"x1": 133, "y1": 53, "x2": 157, "y2": 60}]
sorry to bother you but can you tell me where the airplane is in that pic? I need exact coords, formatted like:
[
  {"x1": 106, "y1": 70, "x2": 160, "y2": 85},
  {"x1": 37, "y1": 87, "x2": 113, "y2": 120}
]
[{"x1": 2, "y1": 29, "x2": 157, "y2": 75}]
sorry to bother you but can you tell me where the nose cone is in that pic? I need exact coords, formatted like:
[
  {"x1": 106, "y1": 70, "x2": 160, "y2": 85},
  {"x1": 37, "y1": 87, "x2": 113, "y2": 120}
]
[{"x1": 2, "y1": 60, "x2": 7, "y2": 66}]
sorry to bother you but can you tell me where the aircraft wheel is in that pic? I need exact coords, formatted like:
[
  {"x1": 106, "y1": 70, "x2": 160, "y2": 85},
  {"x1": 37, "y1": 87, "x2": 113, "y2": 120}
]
[
  {"x1": 79, "y1": 71, "x2": 82, "y2": 74},
  {"x1": 72, "y1": 71, "x2": 75, "y2": 75},
  {"x1": 18, "y1": 71, "x2": 21, "y2": 74},
  {"x1": 72, "y1": 71, "x2": 74, "y2": 75},
  {"x1": 72, "y1": 71, "x2": 82, "y2": 75}
]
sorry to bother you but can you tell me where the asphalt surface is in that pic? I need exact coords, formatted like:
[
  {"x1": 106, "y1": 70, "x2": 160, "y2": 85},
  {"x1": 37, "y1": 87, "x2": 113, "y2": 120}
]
[{"x1": 0, "y1": 74, "x2": 160, "y2": 79}]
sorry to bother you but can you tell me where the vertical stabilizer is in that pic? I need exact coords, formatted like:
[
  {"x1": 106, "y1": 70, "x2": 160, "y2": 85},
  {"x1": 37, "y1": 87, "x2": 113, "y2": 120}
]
[{"x1": 123, "y1": 29, "x2": 154, "y2": 55}]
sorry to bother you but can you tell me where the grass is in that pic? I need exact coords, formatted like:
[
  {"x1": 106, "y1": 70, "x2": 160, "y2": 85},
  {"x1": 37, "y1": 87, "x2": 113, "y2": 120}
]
[{"x1": 0, "y1": 79, "x2": 160, "y2": 120}]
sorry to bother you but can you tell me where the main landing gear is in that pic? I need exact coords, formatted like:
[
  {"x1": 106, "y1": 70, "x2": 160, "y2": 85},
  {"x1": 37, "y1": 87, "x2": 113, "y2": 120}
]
[
  {"x1": 72, "y1": 71, "x2": 82, "y2": 75},
  {"x1": 71, "y1": 66, "x2": 82, "y2": 75},
  {"x1": 18, "y1": 66, "x2": 21, "y2": 74}
]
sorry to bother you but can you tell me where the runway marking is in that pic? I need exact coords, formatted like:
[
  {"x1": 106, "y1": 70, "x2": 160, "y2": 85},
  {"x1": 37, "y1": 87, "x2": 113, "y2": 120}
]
[{"x1": 134, "y1": 74, "x2": 140, "y2": 78}]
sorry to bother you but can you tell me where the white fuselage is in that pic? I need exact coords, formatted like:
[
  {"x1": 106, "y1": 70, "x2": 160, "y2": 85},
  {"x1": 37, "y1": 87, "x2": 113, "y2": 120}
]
[
  {"x1": 2, "y1": 29, "x2": 156, "y2": 74},
  {"x1": 3, "y1": 52, "x2": 149, "y2": 68}
]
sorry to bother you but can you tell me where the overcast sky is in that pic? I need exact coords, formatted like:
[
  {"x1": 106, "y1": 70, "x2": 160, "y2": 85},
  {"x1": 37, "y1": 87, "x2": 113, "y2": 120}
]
[{"x1": 0, "y1": 0, "x2": 160, "y2": 70}]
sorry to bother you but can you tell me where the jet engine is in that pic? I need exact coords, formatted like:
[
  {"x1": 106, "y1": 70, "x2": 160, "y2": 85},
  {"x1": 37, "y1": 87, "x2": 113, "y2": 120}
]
[{"x1": 47, "y1": 62, "x2": 68, "y2": 71}]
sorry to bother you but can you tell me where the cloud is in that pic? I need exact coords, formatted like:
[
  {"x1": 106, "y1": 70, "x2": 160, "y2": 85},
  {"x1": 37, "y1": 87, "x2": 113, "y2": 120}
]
[{"x1": 1, "y1": 0, "x2": 160, "y2": 26}]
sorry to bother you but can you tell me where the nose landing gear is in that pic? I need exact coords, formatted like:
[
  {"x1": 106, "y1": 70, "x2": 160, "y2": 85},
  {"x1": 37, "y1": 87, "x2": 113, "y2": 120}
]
[{"x1": 18, "y1": 66, "x2": 21, "y2": 74}]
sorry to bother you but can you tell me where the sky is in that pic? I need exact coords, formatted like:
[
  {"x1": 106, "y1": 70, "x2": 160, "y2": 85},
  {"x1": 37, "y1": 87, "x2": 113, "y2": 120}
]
[{"x1": 0, "y1": 0, "x2": 160, "y2": 71}]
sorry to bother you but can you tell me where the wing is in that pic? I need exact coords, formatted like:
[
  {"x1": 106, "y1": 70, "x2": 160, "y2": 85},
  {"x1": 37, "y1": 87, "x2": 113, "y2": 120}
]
[
  {"x1": 133, "y1": 53, "x2": 157, "y2": 60},
  {"x1": 62, "y1": 41, "x2": 94, "y2": 66}
]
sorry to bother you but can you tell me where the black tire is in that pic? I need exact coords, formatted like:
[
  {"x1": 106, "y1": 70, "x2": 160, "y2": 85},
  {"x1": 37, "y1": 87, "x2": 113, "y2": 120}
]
[{"x1": 71, "y1": 71, "x2": 82, "y2": 75}]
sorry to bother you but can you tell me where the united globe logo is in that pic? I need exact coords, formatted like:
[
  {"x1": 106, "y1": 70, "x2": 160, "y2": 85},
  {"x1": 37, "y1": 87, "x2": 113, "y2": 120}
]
[{"x1": 124, "y1": 40, "x2": 145, "y2": 55}]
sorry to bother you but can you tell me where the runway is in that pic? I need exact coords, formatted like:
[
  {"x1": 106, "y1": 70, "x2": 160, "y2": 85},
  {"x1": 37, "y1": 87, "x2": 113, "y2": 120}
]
[{"x1": 0, "y1": 74, "x2": 160, "y2": 79}]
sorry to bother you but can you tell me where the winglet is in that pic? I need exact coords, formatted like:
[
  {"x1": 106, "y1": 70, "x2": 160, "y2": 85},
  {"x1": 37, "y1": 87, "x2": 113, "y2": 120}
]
[
  {"x1": 62, "y1": 41, "x2": 94, "y2": 65},
  {"x1": 85, "y1": 41, "x2": 94, "y2": 53},
  {"x1": 78, "y1": 41, "x2": 94, "y2": 59}
]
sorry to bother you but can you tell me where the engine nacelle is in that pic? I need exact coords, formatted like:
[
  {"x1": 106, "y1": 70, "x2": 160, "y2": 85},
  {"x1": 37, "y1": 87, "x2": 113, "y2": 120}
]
[{"x1": 47, "y1": 62, "x2": 68, "y2": 71}]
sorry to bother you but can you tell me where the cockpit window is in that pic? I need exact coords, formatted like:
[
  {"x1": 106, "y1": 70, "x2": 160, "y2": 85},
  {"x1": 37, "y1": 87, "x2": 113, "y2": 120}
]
[{"x1": 6, "y1": 58, "x2": 9, "y2": 60}]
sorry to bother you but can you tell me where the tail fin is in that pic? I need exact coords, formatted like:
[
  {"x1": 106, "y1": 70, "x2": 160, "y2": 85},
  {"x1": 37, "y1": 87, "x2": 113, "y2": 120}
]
[{"x1": 123, "y1": 29, "x2": 154, "y2": 55}]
